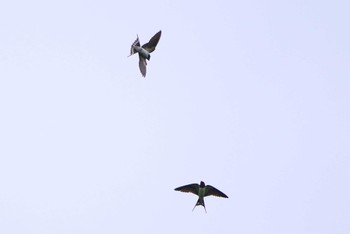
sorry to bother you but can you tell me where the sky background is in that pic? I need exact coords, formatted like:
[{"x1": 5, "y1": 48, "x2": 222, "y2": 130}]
[{"x1": 0, "y1": 0, "x2": 349, "y2": 233}]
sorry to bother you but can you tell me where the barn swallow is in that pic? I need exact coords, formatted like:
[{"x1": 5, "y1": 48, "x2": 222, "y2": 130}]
[
  {"x1": 174, "y1": 181, "x2": 228, "y2": 213},
  {"x1": 128, "y1": 30, "x2": 161, "y2": 77}
]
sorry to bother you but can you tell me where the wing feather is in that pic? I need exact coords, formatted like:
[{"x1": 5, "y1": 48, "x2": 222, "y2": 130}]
[
  {"x1": 205, "y1": 185, "x2": 228, "y2": 198},
  {"x1": 174, "y1": 183, "x2": 199, "y2": 195},
  {"x1": 142, "y1": 30, "x2": 161, "y2": 53},
  {"x1": 129, "y1": 35, "x2": 141, "y2": 56},
  {"x1": 138, "y1": 55, "x2": 147, "y2": 77}
]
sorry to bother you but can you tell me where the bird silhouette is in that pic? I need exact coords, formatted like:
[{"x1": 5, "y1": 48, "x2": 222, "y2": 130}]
[
  {"x1": 175, "y1": 181, "x2": 228, "y2": 213},
  {"x1": 129, "y1": 30, "x2": 161, "y2": 77}
]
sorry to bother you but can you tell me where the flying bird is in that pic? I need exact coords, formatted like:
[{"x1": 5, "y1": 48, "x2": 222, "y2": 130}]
[
  {"x1": 174, "y1": 181, "x2": 228, "y2": 213},
  {"x1": 128, "y1": 30, "x2": 162, "y2": 77}
]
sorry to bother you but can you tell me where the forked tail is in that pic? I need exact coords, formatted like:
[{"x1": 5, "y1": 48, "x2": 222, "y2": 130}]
[{"x1": 192, "y1": 198, "x2": 207, "y2": 213}]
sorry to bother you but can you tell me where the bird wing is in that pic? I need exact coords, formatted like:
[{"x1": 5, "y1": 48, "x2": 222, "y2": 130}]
[
  {"x1": 142, "y1": 30, "x2": 161, "y2": 53},
  {"x1": 129, "y1": 35, "x2": 141, "y2": 56},
  {"x1": 205, "y1": 185, "x2": 229, "y2": 198},
  {"x1": 138, "y1": 55, "x2": 147, "y2": 77},
  {"x1": 174, "y1": 183, "x2": 199, "y2": 195}
]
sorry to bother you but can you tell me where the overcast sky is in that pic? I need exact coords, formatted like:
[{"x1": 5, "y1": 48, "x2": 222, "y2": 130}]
[{"x1": 1, "y1": 0, "x2": 349, "y2": 233}]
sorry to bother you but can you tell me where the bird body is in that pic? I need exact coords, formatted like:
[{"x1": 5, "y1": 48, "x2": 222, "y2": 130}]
[
  {"x1": 137, "y1": 47, "x2": 150, "y2": 59},
  {"x1": 130, "y1": 44, "x2": 150, "y2": 59},
  {"x1": 174, "y1": 181, "x2": 228, "y2": 213},
  {"x1": 129, "y1": 30, "x2": 161, "y2": 77}
]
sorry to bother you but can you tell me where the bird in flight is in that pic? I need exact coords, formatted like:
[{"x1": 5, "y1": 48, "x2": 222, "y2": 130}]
[
  {"x1": 128, "y1": 30, "x2": 162, "y2": 77},
  {"x1": 174, "y1": 181, "x2": 228, "y2": 213}
]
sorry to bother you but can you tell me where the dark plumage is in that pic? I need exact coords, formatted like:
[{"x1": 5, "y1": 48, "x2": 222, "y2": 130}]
[
  {"x1": 175, "y1": 181, "x2": 228, "y2": 212},
  {"x1": 129, "y1": 30, "x2": 161, "y2": 77}
]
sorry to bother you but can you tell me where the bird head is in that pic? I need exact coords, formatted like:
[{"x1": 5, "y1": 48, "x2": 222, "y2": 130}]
[
  {"x1": 147, "y1": 54, "x2": 151, "y2": 60},
  {"x1": 200, "y1": 181, "x2": 205, "y2": 187}
]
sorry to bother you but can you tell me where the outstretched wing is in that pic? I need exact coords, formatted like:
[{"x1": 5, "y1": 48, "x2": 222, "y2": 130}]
[
  {"x1": 129, "y1": 35, "x2": 141, "y2": 56},
  {"x1": 174, "y1": 183, "x2": 199, "y2": 195},
  {"x1": 205, "y1": 185, "x2": 229, "y2": 198},
  {"x1": 138, "y1": 55, "x2": 147, "y2": 77},
  {"x1": 142, "y1": 30, "x2": 161, "y2": 53}
]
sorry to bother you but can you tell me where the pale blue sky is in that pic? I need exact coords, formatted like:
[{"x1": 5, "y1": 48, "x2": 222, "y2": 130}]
[{"x1": 0, "y1": 0, "x2": 349, "y2": 233}]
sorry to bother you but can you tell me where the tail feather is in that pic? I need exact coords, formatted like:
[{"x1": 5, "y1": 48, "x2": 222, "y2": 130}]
[{"x1": 192, "y1": 198, "x2": 207, "y2": 213}]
